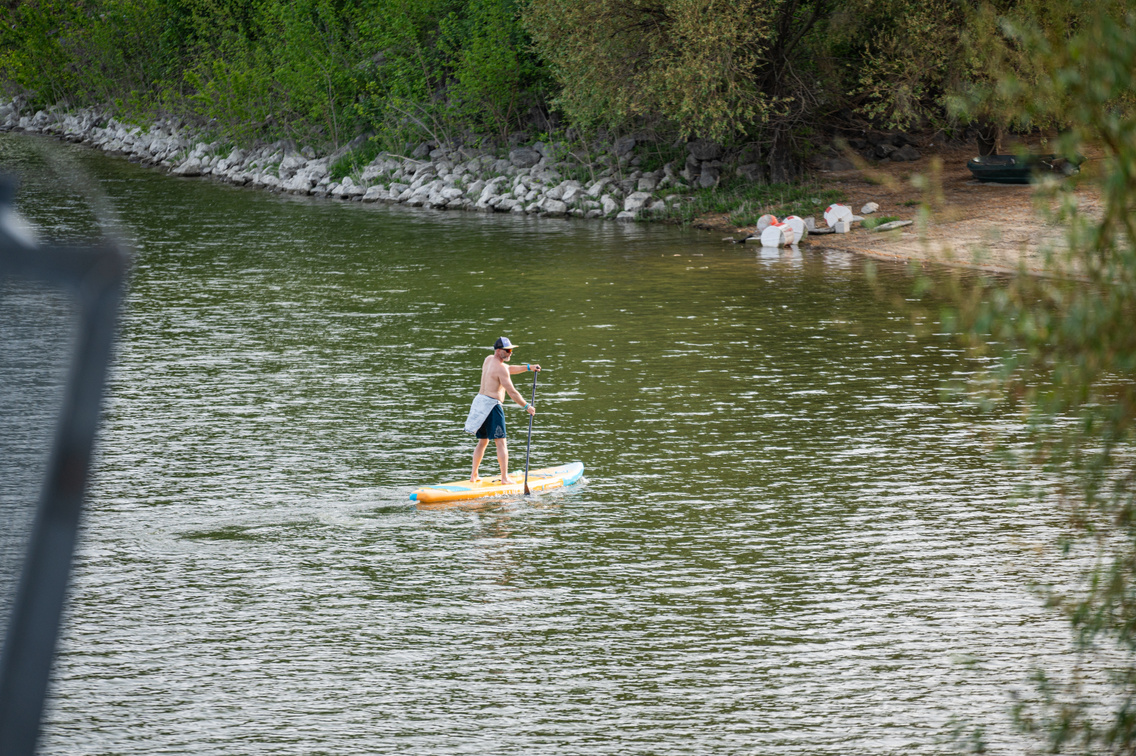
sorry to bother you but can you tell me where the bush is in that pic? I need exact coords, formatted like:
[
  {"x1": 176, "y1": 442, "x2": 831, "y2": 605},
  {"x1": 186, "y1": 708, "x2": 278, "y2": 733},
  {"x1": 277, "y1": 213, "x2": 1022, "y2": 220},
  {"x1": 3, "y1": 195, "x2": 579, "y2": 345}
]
[
  {"x1": 653, "y1": 175, "x2": 845, "y2": 228},
  {"x1": 944, "y1": 2, "x2": 1136, "y2": 750},
  {"x1": 329, "y1": 139, "x2": 384, "y2": 181}
]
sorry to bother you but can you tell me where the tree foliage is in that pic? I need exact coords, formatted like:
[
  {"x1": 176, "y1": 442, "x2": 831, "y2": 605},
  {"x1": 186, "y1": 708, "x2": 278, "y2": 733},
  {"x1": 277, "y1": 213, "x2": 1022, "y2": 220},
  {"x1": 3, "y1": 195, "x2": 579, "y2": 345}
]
[
  {"x1": 836, "y1": 0, "x2": 971, "y2": 130},
  {"x1": 0, "y1": 0, "x2": 547, "y2": 149},
  {"x1": 518, "y1": 0, "x2": 1037, "y2": 176},
  {"x1": 0, "y1": 0, "x2": 172, "y2": 107},
  {"x1": 0, "y1": 0, "x2": 1123, "y2": 172},
  {"x1": 947, "y1": 1, "x2": 1136, "y2": 750},
  {"x1": 521, "y1": 0, "x2": 782, "y2": 141},
  {"x1": 0, "y1": 0, "x2": 1015, "y2": 158},
  {"x1": 522, "y1": 0, "x2": 840, "y2": 179}
]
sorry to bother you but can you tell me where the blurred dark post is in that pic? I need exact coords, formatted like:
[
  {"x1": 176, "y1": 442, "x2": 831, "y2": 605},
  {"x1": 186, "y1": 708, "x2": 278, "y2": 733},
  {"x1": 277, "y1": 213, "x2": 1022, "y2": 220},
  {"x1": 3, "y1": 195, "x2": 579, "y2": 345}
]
[{"x1": 0, "y1": 177, "x2": 129, "y2": 755}]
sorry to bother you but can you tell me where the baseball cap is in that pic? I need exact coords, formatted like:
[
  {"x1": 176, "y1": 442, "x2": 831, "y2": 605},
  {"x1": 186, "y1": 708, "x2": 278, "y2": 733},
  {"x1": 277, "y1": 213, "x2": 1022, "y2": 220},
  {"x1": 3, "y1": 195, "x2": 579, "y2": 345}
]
[{"x1": 494, "y1": 337, "x2": 516, "y2": 350}]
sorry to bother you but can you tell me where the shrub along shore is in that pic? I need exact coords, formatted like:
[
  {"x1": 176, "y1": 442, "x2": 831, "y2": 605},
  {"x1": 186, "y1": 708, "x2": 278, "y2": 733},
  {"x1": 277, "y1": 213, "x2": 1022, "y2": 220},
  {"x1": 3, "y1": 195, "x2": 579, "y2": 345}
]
[{"x1": 0, "y1": 101, "x2": 847, "y2": 228}]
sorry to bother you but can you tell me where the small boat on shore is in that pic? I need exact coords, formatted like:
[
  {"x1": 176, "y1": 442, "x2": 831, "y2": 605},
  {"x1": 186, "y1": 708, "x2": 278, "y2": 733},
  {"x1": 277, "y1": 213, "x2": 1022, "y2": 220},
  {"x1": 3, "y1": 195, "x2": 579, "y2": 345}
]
[{"x1": 967, "y1": 154, "x2": 1081, "y2": 184}]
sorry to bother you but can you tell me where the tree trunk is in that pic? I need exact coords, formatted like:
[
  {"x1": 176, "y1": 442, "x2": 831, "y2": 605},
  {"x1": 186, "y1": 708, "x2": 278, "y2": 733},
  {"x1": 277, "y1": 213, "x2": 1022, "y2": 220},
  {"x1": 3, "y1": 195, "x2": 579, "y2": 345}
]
[
  {"x1": 767, "y1": 126, "x2": 794, "y2": 184},
  {"x1": 975, "y1": 119, "x2": 1001, "y2": 156}
]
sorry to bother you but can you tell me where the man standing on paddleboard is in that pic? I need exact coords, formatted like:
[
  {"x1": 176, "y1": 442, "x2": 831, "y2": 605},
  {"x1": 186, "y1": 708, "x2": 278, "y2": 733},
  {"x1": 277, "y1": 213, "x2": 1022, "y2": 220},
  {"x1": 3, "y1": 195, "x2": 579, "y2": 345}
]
[{"x1": 464, "y1": 336, "x2": 540, "y2": 484}]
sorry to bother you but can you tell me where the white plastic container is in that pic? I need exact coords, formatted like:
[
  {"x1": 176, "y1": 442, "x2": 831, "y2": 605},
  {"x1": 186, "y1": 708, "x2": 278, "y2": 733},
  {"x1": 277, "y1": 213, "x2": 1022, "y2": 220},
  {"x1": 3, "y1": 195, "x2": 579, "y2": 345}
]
[
  {"x1": 823, "y1": 204, "x2": 853, "y2": 227},
  {"x1": 783, "y1": 215, "x2": 807, "y2": 241},
  {"x1": 760, "y1": 222, "x2": 796, "y2": 247}
]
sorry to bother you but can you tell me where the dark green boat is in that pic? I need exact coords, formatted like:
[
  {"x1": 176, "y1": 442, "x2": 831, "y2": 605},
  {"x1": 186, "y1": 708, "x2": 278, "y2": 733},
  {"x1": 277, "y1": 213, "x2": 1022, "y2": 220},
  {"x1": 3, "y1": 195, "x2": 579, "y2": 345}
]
[{"x1": 967, "y1": 154, "x2": 1081, "y2": 184}]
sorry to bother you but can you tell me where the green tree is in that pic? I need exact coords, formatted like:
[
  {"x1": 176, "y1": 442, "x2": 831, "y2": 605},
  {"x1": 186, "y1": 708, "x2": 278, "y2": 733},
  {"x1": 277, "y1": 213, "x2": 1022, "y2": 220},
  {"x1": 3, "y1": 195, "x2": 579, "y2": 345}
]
[
  {"x1": 522, "y1": 0, "x2": 836, "y2": 179},
  {"x1": 520, "y1": 0, "x2": 997, "y2": 180},
  {"x1": 267, "y1": 0, "x2": 359, "y2": 146},
  {"x1": 438, "y1": 0, "x2": 548, "y2": 141},
  {"x1": 0, "y1": 1, "x2": 81, "y2": 104},
  {"x1": 833, "y1": 0, "x2": 970, "y2": 131}
]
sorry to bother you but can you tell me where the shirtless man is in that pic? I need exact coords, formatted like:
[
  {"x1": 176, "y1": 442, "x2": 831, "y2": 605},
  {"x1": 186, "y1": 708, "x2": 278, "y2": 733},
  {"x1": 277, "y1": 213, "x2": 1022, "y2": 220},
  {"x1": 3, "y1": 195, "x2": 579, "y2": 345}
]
[{"x1": 465, "y1": 336, "x2": 541, "y2": 483}]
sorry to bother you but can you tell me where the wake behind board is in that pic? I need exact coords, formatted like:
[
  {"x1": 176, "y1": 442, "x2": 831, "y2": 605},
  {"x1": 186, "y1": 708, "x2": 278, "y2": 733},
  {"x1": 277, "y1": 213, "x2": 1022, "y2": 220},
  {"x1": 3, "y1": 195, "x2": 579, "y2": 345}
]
[{"x1": 410, "y1": 462, "x2": 584, "y2": 504}]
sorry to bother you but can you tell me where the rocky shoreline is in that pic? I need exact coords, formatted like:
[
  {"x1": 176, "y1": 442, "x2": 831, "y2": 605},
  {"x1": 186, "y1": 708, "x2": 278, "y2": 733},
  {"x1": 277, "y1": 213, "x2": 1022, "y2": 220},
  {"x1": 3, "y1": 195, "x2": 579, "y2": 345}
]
[
  {"x1": 11, "y1": 99, "x2": 1069, "y2": 278},
  {"x1": 20, "y1": 98, "x2": 1072, "y2": 278},
  {"x1": 0, "y1": 101, "x2": 752, "y2": 222}
]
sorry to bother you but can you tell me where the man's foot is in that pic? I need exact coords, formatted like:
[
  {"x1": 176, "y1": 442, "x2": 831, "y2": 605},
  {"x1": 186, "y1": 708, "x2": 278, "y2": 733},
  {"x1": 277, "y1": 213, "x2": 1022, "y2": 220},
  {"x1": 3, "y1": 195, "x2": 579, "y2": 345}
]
[
  {"x1": 470, "y1": 475, "x2": 481, "y2": 483},
  {"x1": 500, "y1": 477, "x2": 513, "y2": 485}
]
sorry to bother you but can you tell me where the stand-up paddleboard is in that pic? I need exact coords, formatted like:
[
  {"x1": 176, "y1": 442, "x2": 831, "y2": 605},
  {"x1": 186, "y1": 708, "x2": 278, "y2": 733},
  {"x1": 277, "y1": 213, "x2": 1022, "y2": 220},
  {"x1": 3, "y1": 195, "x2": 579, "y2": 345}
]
[{"x1": 410, "y1": 462, "x2": 584, "y2": 504}]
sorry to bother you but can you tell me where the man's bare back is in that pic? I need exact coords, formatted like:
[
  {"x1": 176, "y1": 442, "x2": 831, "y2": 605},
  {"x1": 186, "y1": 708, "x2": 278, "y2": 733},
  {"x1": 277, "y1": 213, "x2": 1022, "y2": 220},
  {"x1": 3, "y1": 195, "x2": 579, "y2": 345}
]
[{"x1": 480, "y1": 353, "x2": 524, "y2": 404}]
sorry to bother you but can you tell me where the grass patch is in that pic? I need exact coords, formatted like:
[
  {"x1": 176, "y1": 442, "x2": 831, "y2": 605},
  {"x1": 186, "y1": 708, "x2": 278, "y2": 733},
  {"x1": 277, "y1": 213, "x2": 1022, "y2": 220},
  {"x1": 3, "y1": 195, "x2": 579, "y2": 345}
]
[
  {"x1": 861, "y1": 215, "x2": 901, "y2": 230},
  {"x1": 656, "y1": 175, "x2": 846, "y2": 227},
  {"x1": 330, "y1": 138, "x2": 384, "y2": 180},
  {"x1": 561, "y1": 161, "x2": 599, "y2": 186}
]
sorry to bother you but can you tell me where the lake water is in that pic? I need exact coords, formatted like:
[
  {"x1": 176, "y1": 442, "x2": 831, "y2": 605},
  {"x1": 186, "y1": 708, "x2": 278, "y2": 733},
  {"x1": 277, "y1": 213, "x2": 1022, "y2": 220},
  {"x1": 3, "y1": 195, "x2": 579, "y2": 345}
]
[{"x1": 0, "y1": 133, "x2": 1079, "y2": 754}]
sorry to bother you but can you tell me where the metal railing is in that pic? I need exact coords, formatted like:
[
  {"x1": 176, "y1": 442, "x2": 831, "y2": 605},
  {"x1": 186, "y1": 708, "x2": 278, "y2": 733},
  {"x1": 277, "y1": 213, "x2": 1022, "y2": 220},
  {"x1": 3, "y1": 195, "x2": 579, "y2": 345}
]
[{"x1": 0, "y1": 176, "x2": 129, "y2": 755}]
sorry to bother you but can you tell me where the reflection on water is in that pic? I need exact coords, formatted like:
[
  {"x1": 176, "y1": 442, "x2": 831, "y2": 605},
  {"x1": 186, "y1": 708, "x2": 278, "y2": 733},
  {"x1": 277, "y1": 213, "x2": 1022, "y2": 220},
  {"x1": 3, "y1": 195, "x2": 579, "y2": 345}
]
[{"x1": 0, "y1": 133, "x2": 1076, "y2": 755}]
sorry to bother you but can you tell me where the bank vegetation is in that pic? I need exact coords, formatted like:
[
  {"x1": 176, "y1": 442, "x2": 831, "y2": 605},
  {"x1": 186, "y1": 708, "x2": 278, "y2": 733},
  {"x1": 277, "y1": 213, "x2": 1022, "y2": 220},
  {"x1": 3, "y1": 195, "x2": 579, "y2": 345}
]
[{"x1": 0, "y1": 0, "x2": 1110, "y2": 180}]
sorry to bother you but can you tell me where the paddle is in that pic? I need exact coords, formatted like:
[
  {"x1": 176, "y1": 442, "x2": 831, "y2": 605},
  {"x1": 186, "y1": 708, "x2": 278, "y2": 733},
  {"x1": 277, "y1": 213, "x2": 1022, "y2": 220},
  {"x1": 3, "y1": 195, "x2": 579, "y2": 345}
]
[{"x1": 523, "y1": 369, "x2": 538, "y2": 495}]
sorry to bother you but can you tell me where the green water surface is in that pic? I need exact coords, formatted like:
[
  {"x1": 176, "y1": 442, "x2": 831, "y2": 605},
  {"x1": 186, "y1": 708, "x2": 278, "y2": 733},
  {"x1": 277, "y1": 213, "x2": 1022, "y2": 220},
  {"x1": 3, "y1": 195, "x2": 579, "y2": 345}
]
[{"x1": 0, "y1": 133, "x2": 1073, "y2": 755}]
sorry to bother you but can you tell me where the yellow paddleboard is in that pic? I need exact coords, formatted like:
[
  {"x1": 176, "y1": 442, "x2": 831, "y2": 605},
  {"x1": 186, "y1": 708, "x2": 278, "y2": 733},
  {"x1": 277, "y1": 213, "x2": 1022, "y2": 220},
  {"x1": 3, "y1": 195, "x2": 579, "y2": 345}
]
[{"x1": 410, "y1": 462, "x2": 584, "y2": 504}]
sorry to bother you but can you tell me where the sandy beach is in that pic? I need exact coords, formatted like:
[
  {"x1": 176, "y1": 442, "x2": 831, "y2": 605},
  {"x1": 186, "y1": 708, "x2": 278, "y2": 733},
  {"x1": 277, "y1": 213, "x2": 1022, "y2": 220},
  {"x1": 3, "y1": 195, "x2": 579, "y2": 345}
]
[{"x1": 706, "y1": 143, "x2": 1102, "y2": 276}]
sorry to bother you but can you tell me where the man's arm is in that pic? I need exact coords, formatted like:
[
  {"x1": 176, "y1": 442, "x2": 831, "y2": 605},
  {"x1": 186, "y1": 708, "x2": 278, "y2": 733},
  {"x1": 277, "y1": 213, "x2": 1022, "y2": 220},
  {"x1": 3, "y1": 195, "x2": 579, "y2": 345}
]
[
  {"x1": 498, "y1": 365, "x2": 536, "y2": 414},
  {"x1": 502, "y1": 374, "x2": 527, "y2": 408},
  {"x1": 508, "y1": 362, "x2": 541, "y2": 375}
]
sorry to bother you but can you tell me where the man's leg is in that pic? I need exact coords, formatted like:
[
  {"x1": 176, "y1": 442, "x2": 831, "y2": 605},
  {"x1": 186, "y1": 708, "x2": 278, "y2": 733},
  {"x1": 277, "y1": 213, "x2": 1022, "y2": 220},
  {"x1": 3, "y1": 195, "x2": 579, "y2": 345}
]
[
  {"x1": 471, "y1": 438, "x2": 489, "y2": 481},
  {"x1": 495, "y1": 438, "x2": 510, "y2": 483}
]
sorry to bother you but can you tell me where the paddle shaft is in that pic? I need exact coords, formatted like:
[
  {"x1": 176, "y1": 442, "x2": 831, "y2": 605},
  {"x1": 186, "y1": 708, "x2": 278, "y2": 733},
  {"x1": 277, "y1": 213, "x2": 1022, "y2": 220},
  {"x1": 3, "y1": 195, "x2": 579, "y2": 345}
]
[{"x1": 523, "y1": 371, "x2": 538, "y2": 495}]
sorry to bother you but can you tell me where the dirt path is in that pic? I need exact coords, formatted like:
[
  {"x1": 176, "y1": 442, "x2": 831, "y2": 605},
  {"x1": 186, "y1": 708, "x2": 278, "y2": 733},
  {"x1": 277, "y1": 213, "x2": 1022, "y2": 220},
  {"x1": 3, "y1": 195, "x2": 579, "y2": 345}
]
[{"x1": 703, "y1": 143, "x2": 1102, "y2": 275}]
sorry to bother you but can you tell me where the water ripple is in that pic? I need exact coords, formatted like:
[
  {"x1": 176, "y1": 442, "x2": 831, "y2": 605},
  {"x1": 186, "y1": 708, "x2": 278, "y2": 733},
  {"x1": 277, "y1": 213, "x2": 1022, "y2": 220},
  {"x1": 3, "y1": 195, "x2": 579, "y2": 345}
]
[{"x1": 0, "y1": 133, "x2": 1086, "y2": 755}]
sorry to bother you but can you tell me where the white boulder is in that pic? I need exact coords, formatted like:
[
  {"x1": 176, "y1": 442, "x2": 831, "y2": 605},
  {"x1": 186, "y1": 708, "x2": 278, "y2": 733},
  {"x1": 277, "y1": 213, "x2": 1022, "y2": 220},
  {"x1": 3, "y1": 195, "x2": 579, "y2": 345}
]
[
  {"x1": 587, "y1": 178, "x2": 612, "y2": 197},
  {"x1": 173, "y1": 157, "x2": 202, "y2": 177},
  {"x1": 542, "y1": 199, "x2": 568, "y2": 216},
  {"x1": 561, "y1": 182, "x2": 584, "y2": 203},
  {"x1": 361, "y1": 186, "x2": 388, "y2": 202},
  {"x1": 277, "y1": 154, "x2": 307, "y2": 179},
  {"x1": 623, "y1": 192, "x2": 652, "y2": 212}
]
